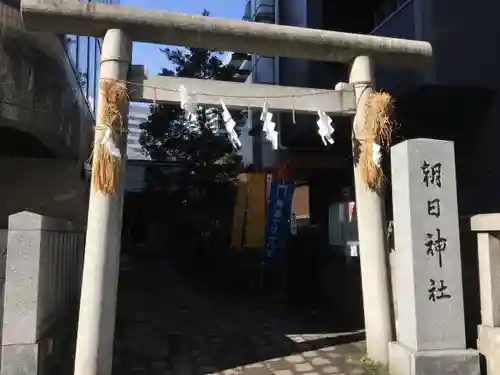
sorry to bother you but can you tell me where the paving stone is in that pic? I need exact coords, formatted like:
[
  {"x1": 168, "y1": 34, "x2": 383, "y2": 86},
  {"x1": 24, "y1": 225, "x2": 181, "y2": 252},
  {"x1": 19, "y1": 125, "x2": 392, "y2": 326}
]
[
  {"x1": 294, "y1": 363, "x2": 315, "y2": 372},
  {"x1": 266, "y1": 359, "x2": 293, "y2": 371},
  {"x1": 241, "y1": 367, "x2": 271, "y2": 375},
  {"x1": 302, "y1": 351, "x2": 318, "y2": 358},
  {"x1": 310, "y1": 357, "x2": 330, "y2": 366},
  {"x1": 320, "y1": 365, "x2": 341, "y2": 374},
  {"x1": 285, "y1": 355, "x2": 305, "y2": 363},
  {"x1": 111, "y1": 261, "x2": 369, "y2": 375},
  {"x1": 251, "y1": 363, "x2": 267, "y2": 367},
  {"x1": 324, "y1": 352, "x2": 345, "y2": 360},
  {"x1": 222, "y1": 370, "x2": 241, "y2": 375}
]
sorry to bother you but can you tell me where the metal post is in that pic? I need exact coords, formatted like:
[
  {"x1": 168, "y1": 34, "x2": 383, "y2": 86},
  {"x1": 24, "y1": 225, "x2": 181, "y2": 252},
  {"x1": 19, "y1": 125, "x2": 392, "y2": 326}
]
[
  {"x1": 349, "y1": 55, "x2": 393, "y2": 365},
  {"x1": 74, "y1": 29, "x2": 132, "y2": 375}
]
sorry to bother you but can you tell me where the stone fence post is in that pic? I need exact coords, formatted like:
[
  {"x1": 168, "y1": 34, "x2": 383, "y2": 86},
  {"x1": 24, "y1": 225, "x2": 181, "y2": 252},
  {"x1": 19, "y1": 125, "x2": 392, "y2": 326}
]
[
  {"x1": 470, "y1": 213, "x2": 500, "y2": 374},
  {"x1": 1, "y1": 211, "x2": 85, "y2": 375}
]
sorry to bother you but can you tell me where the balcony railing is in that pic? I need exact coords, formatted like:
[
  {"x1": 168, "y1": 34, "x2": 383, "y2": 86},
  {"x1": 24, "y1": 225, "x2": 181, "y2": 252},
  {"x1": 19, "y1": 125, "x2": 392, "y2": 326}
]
[
  {"x1": 242, "y1": 0, "x2": 275, "y2": 23},
  {"x1": 243, "y1": 0, "x2": 252, "y2": 21},
  {"x1": 253, "y1": 3, "x2": 275, "y2": 23},
  {"x1": 371, "y1": 0, "x2": 415, "y2": 39},
  {"x1": 252, "y1": 55, "x2": 276, "y2": 85},
  {"x1": 370, "y1": 0, "x2": 418, "y2": 93}
]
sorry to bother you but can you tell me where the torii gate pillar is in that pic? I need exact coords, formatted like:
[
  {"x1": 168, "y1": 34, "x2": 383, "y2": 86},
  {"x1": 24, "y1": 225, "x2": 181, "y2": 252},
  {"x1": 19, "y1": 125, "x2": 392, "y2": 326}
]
[
  {"x1": 349, "y1": 55, "x2": 393, "y2": 364},
  {"x1": 74, "y1": 29, "x2": 132, "y2": 375}
]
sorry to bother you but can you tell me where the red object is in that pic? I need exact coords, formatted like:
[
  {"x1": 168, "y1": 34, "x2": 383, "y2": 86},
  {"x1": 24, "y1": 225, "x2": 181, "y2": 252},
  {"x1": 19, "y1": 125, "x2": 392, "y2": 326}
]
[
  {"x1": 349, "y1": 202, "x2": 356, "y2": 222},
  {"x1": 273, "y1": 161, "x2": 291, "y2": 181}
]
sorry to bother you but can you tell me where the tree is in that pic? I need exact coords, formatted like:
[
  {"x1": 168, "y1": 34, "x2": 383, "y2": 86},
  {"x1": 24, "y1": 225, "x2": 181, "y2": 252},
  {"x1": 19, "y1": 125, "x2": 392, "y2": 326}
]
[
  {"x1": 138, "y1": 10, "x2": 245, "y2": 258},
  {"x1": 140, "y1": 10, "x2": 244, "y2": 188}
]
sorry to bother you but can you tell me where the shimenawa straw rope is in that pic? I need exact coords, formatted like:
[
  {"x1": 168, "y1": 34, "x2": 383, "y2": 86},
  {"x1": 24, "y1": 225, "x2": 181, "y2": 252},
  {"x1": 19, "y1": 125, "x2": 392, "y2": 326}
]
[
  {"x1": 87, "y1": 78, "x2": 394, "y2": 194},
  {"x1": 357, "y1": 91, "x2": 394, "y2": 192},
  {"x1": 91, "y1": 79, "x2": 128, "y2": 195}
]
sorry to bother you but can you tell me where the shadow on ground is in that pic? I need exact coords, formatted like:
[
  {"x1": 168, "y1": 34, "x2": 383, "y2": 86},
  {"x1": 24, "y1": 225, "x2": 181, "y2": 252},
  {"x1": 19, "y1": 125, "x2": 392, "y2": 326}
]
[{"x1": 112, "y1": 257, "x2": 373, "y2": 375}]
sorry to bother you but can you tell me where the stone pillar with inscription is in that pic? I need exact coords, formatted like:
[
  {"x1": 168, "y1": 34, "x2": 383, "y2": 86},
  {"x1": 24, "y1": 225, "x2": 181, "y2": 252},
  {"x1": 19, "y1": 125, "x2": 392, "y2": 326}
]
[{"x1": 388, "y1": 139, "x2": 479, "y2": 375}]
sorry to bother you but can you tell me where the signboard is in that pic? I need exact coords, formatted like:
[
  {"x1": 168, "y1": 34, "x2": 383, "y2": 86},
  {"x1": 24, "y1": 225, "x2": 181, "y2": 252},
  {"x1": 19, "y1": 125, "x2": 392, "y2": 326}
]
[
  {"x1": 243, "y1": 173, "x2": 267, "y2": 249},
  {"x1": 264, "y1": 180, "x2": 295, "y2": 261}
]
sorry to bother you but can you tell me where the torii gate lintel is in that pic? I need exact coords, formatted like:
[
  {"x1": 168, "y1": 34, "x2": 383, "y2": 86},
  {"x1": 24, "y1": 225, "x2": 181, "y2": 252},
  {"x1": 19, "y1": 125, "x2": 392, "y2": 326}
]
[{"x1": 20, "y1": 0, "x2": 432, "y2": 66}]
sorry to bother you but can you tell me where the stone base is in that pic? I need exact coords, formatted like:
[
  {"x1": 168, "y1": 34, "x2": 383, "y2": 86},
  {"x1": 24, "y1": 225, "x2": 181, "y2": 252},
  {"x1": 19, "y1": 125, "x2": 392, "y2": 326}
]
[
  {"x1": 477, "y1": 325, "x2": 500, "y2": 375},
  {"x1": 1, "y1": 343, "x2": 39, "y2": 375},
  {"x1": 389, "y1": 341, "x2": 480, "y2": 375}
]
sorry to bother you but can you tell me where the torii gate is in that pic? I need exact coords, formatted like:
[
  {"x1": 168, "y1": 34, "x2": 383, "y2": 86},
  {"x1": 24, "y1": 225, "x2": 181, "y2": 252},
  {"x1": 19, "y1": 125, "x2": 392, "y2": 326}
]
[{"x1": 20, "y1": 1, "x2": 432, "y2": 374}]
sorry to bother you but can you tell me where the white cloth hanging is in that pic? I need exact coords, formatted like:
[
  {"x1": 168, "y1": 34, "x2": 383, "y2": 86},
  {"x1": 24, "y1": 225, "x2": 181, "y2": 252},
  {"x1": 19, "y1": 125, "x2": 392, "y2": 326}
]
[
  {"x1": 220, "y1": 99, "x2": 242, "y2": 149},
  {"x1": 316, "y1": 110, "x2": 335, "y2": 145},
  {"x1": 372, "y1": 142, "x2": 382, "y2": 167},
  {"x1": 180, "y1": 85, "x2": 198, "y2": 121},
  {"x1": 102, "y1": 127, "x2": 121, "y2": 158},
  {"x1": 260, "y1": 100, "x2": 278, "y2": 149}
]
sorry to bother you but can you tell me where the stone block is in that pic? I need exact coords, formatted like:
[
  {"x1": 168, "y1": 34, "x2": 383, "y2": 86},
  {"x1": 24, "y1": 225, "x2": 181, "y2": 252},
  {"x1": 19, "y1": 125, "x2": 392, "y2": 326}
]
[
  {"x1": 389, "y1": 341, "x2": 479, "y2": 375},
  {"x1": 477, "y1": 325, "x2": 500, "y2": 375},
  {"x1": 2, "y1": 213, "x2": 43, "y2": 346},
  {"x1": 1, "y1": 343, "x2": 39, "y2": 375},
  {"x1": 391, "y1": 139, "x2": 466, "y2": 351}
]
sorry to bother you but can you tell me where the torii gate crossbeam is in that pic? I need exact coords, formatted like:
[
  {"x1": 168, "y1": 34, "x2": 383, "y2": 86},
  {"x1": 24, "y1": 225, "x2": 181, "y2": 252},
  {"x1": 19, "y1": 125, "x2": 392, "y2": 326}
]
[
  {"x1": 127, "y1": 65, "x2": 357, "y2": 115},
  {"x1": 21, "y1": 0, "x2": 431, "y2": 66},
  {"x1": 18, "y1": 2, "x2": 433, "y2": 374}
]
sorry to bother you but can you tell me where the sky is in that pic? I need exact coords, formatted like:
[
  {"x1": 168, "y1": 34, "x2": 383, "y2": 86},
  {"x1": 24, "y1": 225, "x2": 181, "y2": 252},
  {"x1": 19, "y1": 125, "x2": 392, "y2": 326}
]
[{"x1": 120, "y1": 0, "x2": 248, "y2": 75}]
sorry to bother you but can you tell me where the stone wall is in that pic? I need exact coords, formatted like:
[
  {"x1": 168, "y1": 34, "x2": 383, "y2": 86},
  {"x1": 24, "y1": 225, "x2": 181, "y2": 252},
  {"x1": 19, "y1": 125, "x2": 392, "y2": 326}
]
[
  {"x1": 1, "y1": 211, "x2": 85, "y2": 375},
  {"x1": 0, "y1": 158, "x2": 89, "y2": 228},
  {"x1": 0, "y1": 0, "x2": 94, "y2": 160}
]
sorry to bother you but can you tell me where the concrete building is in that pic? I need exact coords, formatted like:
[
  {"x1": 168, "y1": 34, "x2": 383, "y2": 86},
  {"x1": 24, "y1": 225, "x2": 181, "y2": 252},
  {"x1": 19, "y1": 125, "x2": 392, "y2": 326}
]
[
  {"x1": 127, "y1": 103, "x2": 150, "y2": 161},
  {"x1": 233, "y1": 0, "x2": 495, "y2": 347},
  {"x1": 236, "y1": 0, "x2": 499, "y2": 218},
  {"x1": 0, "y1": 0, "x2": 122, "y2": 227}
]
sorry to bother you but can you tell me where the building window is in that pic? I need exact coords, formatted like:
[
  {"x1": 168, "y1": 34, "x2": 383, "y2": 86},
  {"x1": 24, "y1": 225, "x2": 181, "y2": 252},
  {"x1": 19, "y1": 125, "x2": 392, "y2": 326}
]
[
  {"x1": 94, "y1": 38, "x2": 101, "y2": 114},
  {"x1": 65, "y1": 35, "x2": 78, "y2": 67},
  {"x1": 88, "y1": 38, "x2": 96, "y2": 112},
  {"x1": 77, "y1": 36, "x2": 89, "y2": 96},
  {"x1": 374, "y1": 0, "x2": 401, "y2": 26}
]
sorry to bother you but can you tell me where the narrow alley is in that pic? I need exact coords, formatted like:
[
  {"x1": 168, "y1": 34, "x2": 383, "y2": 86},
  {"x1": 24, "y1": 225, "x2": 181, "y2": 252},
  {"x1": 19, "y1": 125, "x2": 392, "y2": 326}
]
[{"x1": 111, "y1": 258, "x2": 376, "y2": 375}]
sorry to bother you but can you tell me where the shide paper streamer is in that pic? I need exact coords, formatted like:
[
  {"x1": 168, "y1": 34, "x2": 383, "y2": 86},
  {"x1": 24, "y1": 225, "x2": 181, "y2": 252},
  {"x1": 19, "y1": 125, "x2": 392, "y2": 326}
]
[
  {"x1": 316, "y1": 110, "x2": 335, "y2": 146},
  {"x1": 220, "y1": 98, "x2": 242, "y2": 149},
  {"x1": 179, "y1": 85, "x2": 198, "y2": 121},
  {"x1": 260, "y1": 100, "x2": 278, "y2": 150}
]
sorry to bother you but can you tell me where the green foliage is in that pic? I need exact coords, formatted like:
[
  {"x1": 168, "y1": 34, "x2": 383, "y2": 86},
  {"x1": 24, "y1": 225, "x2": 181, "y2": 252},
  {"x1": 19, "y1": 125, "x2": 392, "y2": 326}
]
[
  {"x1": 138, "y1": 10, "x2": 246, "y2": 258},
  {"x1": 139, "y1": 9, "x2": 244, "y2": 189},
  {"x1": 360, "y1": 356, "x2": 388, "y2": 375}
]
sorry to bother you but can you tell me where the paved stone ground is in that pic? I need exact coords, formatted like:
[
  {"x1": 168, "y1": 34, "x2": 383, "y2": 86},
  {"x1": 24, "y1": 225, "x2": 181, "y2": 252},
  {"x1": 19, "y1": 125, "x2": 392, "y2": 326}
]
[{"x1": 112, "y1": 259, "x2": 381, "y2": 375}]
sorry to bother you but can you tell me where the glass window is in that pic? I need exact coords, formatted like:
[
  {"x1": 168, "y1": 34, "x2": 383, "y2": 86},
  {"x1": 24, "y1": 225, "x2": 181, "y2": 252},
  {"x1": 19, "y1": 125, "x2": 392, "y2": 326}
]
[
  {"x1": 77, "y1": 36, "x2": 89, "y2": 97},
  {"x1": 65, "y1": 35, "x2": 78, "y2": 67},
  {"x1": 88, "y1": 38, "x2": 96, "y2": 113},
  {"x1": 94, "y1": 38, "x2": 101, "y2": 115}
]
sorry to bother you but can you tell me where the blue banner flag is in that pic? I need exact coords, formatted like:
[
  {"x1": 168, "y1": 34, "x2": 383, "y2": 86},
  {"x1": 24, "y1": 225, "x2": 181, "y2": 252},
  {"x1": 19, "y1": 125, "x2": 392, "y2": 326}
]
[{"x1": 264, "y1": 180, "x2": 295, "y2": 261}]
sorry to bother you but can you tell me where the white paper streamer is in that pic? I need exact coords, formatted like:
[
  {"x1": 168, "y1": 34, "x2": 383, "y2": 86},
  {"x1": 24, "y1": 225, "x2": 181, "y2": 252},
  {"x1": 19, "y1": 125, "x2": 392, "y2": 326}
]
[
  {"x1": 102, "y1": 127, "x2": 121, "y2": 158},
  {"x1": 260, "y1": 100, "x2": 278, "y2": 150},
  {"x1": 220, "y1": 99, "x2": 242, "y2": 149},
  {"x1": 334, "y1": 81, "x2": 349, "y2": 90},
  {"x1": 316, "y1": 110, "x2": 335, "y2": 146},
  {"x1": 372, "y1": 142, "x2": 382, "y2": 167},
  {"x1": 180, "y1": 85, "x2": 198, "y2": 121}
]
